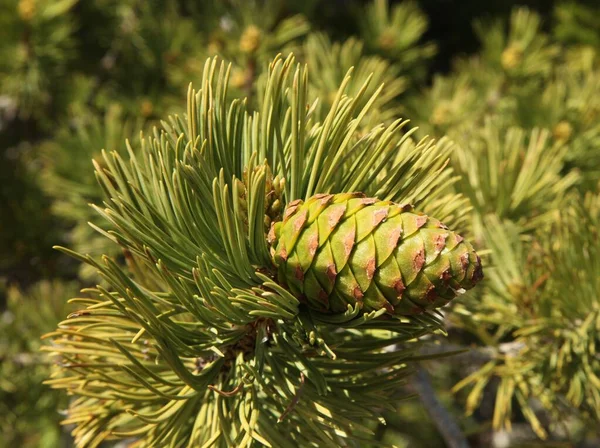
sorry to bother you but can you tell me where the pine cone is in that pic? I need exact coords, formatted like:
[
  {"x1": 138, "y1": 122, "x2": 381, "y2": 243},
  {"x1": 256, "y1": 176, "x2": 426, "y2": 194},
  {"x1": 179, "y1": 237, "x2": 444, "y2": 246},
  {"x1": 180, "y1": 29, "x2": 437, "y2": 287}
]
[{"x1": 269, "y1": 193, "x2": 483, "y2": 315}]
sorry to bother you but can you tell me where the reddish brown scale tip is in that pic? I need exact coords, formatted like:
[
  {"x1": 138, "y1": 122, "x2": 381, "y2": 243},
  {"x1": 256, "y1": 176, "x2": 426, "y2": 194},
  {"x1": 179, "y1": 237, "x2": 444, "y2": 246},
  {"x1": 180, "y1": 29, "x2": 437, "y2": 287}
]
[
  {"x1": 360, "y1": 198, "x2": 378, "y2": 206},
  {"x1": 267, "y1": 224, "x2": 277, "y2": 245},
  {"x1": 373, "y1": 208, "x2": 389, "y2": 226},
  {"x1": 383, "y1": 301, "x2": 395, "y2": 314},
  {"x1": 434, "y1": 233, "x2": 447, "y2": 253},
  {"x1": 328, "y1": 205, "x2": 346, "y2": 229},
  {"x1": 393, "y1": 279, "x2": 406, "y2": 296},
  {"x1": 440, "y1": 268, "x2": 452, "y2": 282},
  {"x1": 353, "y1": 286, "x2": 364, "y2": 300},
  {"x1": 308, "y1": 233, "x2": 319, "y2": 257},
  {"x1": 283, "y1": 200, "x2": 302, "y2": 220},
  {"x1": 366, "y1": 258, "x2": 376, "y2": 280},
  {"x1": 318, "y1": 290, "x2": 330, "y2": 305},
  {"x1": 390, "y1": 228, "x2": 402, "y2": 246},
  {"x1": 460, "y1": 252, "x2": 469, "y2": 270},
  {"x1": 295, "y1": 265, "x2": 304, "y2": 281},
  {"x1": 326, "y1": 264, "x2": 337, "y2": 283},
  {"x1": 415, "y1": 215, "x2": 428, "y2": 229},
  {"x1": 293, "y1": 210, "x2": 308, "y2": 232},
  {"x1": 425, "y1": 286, "x2": 438, "y2": 303},
  {"x1": 343, "y1": 228, "x2": 355, "y2": 257},
  {"x1": 455, "y1": 234, "x2": 464, "y2": 244},
  {"x1": 413, "y1": 248, "x2": 425, "y2": 271},
  {"x1": 279, "y1": 244, "x2": 288, "y2": 261},
  {"x1": 318, "y1": 194, "x2": 334, "y2": 206},
  {"x1": 472, "y1": 255, "x2": 484, "y2": 283}
]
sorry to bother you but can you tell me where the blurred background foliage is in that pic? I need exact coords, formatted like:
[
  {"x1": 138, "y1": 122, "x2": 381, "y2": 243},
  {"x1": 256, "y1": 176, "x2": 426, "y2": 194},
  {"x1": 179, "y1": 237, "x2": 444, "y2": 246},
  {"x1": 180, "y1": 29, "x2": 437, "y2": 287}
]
[{"x1": 1, "y1": 0, "x2": 599, "y2": 446}]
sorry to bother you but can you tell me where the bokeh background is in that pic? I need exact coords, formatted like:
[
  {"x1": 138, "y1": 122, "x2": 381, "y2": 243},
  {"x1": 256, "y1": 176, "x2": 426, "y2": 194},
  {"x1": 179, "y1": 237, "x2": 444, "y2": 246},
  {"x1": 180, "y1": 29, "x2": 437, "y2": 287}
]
[{"x1": 2, "y1": 0, "x2": 600, "y2": 446}]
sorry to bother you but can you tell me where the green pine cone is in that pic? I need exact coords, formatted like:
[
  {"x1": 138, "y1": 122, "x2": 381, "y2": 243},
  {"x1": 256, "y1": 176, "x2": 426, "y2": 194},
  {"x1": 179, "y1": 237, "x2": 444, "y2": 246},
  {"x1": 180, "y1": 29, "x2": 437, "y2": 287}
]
[{"x1": 269, "y1": 193, "x2": 483, "y2": 315}]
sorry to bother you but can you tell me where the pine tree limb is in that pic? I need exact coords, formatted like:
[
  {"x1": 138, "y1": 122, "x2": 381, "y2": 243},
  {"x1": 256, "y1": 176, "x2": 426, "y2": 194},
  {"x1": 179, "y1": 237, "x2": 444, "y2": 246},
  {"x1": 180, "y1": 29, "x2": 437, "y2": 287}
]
[
  {"x1": 412, "y1": 367, "x2": 469, "y2": 448},
  {"x1": 419, "y1": 341, "x2": 526, "y2": 364}
]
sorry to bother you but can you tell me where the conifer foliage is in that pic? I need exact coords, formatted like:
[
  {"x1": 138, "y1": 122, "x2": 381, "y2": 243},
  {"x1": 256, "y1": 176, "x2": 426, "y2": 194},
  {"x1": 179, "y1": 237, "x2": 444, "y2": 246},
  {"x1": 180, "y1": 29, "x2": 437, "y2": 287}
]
[{"x1": 43, "y1": 55, "x2": 481, "y2": 447}]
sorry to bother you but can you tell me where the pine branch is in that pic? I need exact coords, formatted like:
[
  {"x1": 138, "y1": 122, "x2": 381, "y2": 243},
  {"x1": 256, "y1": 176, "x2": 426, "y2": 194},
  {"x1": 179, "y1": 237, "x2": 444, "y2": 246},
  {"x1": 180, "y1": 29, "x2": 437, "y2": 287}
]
[
  {"x1": 419, "y1": 341, "x2": 526, "y2": 364},
  {"x1": 412, "y1": 367, "x2": 469, "y2": 448},
  {"x1": 42, "y1": 54, "x2": 484, "y2": 447}
]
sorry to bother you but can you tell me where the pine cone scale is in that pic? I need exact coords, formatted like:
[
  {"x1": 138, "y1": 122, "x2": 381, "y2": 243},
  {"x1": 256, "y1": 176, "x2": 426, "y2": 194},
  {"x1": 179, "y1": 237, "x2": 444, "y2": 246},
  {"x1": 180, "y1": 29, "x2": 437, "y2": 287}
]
[
  {"x1": 373, "y1": 216, "x2": 403, "y2": 266},
  {"x1": 317, "y1": 203, "x2": 346, "y2": 246},
  {"x1": 329, "y1": 217, "x2": 356, "y2": 271}
]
